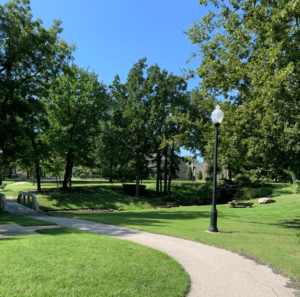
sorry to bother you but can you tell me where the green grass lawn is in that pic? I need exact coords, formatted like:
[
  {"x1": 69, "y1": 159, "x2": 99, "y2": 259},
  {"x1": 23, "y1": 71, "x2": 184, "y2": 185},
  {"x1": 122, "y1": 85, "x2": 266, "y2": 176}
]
[
  {"x1": 47, "y1": 183, "x2": 300, "y2": 280},
  {"x1": 0, "y1": 212, "x2": 56, "y2": 226},
  {"x1": 2, "y1": 179, "x2": 205, "y2": 211},
  {"x1": 0, "y1": 227, "x2": 190, "y2": 297},
  {"x1": 3, "y1": 179, "x2": 299, "y2": 281}
]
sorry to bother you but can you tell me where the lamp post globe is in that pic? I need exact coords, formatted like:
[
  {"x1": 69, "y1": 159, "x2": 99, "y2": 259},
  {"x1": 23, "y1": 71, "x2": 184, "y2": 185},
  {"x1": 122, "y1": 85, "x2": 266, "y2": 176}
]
[{"x1": 209, "y1": 105, "x2": 224, "y2": 233}]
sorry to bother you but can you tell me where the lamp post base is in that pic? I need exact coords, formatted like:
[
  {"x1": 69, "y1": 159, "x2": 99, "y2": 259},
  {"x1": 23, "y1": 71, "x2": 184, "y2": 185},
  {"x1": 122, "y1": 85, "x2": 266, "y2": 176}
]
[
  {"x1": 209, "y1": 208, "x2": 218, "y2": 232},
  {"x1": 205, "y1": 230, "x2": 221, "y2": 234}
]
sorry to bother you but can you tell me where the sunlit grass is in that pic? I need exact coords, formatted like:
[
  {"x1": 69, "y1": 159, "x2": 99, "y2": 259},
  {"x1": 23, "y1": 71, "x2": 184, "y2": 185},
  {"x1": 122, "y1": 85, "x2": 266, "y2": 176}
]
[
  {"x1": 3, "y1": 179, "x2": 205, "y2": 211},
  {"x1": 0, "y1": 227, "x2": 190, "y2": 297},
  {"x1": 50, "y1": 183, "x2": 300, "y2": 280}
]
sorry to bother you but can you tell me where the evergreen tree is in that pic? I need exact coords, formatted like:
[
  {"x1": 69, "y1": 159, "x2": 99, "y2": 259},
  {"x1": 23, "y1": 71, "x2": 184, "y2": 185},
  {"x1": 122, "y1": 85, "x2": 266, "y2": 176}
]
[{"x1": 186, "y1": 166, "x2": 193, "y2": 181}]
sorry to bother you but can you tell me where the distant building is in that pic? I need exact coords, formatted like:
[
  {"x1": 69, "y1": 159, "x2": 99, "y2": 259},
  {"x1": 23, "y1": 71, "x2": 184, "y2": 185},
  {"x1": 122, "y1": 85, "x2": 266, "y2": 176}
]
[{"x1": 195, "y1": 162, "x2": 229, "y2": 181}]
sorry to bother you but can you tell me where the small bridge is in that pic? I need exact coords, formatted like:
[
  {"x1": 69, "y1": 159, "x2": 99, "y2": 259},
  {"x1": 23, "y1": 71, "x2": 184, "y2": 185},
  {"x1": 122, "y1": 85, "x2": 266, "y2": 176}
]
[{"x1": 17, "y1": 191, "x2": 40, "y2": 212}]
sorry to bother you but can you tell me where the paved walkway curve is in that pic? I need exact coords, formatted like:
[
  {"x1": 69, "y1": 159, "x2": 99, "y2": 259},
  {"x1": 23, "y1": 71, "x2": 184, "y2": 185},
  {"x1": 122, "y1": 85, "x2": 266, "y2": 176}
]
[{"x1": 4, "y1": 199, "x2": 299, "y2": 297}]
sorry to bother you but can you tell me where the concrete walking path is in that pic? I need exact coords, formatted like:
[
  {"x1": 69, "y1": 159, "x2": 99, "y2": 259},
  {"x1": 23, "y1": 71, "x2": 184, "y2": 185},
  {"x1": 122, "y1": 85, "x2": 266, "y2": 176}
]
[{"x1": 2, "y1": 198, "x2": 299, "y2": 297}]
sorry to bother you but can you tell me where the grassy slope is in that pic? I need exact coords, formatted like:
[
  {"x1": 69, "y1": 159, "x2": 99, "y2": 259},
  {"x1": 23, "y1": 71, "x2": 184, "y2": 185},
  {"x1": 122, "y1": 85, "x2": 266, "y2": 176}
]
[
  {"x1": 2, "y1": 180, "x2": 205, "y2": 211},
  {"x1": 49, "y1": 183, "x2": 300, "y2": 280},
  {"x1": 0, "y1": 227, "x2": 190, "y2": 297}
]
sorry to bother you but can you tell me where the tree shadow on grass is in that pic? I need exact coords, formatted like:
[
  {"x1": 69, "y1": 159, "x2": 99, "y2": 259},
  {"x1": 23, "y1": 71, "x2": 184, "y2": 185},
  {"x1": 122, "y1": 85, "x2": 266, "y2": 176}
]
[
  {"x1": 49, "y1": 210, "x2": 234, "y2": 231},
  {"x1": 269, "y1": 184, "x2": 295, "y2": 197},
  {"x1": 231, "y1": 219, "x2": 300, "y2": 230},
  {"x1": 276, "y1": 219, "x2": 300, "y2": 230}
]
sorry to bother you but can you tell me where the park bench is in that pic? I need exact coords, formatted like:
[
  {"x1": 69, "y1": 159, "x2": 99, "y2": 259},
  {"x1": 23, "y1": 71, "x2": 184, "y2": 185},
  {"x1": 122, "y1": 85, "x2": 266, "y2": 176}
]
[
  {"x1": 228, "y1": 200, "x2": 254, "y2": 208},
  {"x1": 17, "y1": 191, "x2": 41, "y2": 212},
  {"x1": 0, "y1": 183, "x2": 7, "y2": 191},
  {"x1": 0, "y1": 193, "x2": 7, "y2": 212}
]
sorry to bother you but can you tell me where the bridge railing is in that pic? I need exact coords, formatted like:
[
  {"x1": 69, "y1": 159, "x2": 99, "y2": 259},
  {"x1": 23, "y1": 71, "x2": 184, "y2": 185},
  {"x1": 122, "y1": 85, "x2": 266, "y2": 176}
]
[
  {"x1": 0, "y1": 193, "x2": 7, "y2": 212},
  {"x1": 17, "y1": 191, "x2": 40, "y2": 212}
]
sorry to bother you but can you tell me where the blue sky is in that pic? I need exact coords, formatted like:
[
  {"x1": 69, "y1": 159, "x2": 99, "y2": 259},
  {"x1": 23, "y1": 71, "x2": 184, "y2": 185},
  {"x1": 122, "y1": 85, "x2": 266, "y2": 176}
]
[{"x1": 2, "y1": 0, "x2": 217, "y2": 162}]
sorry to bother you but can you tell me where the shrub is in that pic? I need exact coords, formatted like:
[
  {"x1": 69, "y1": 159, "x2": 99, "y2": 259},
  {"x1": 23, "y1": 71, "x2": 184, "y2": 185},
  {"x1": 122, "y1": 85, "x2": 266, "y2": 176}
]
[
  {"x1": 197, "y1": 182, "x2": 212, "y2": 193},
  {"x1": 197, "y1": 171, "x2": 203, "y2": 180},
  {"x1": 240, "y1": 186, "x2": 273, "y2": 200},
  {"x1": 205, "y1": 177, "x2": 213, "y2": 183},
  {"x1": 235, "y1": 174, "x2": 251, "y2": 186},
  {"x1": 186, "y1": 166, "x2": 193, "y2": 180},
  {"x1": 80, "y1": 173, "x2": 87, "y2": 179}
]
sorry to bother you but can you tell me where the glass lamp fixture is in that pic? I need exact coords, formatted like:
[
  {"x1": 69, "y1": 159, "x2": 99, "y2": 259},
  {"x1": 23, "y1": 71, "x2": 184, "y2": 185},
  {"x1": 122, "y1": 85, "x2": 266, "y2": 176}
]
[{"x1": 211, "y1": 105, "x2": 224, "y2": 124}]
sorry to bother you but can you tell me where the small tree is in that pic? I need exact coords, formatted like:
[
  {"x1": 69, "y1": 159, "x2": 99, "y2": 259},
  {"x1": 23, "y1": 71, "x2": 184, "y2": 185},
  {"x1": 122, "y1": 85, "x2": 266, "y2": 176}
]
[
  {"x1": 197, "y1": 170, "x2": 203, "y2": 180},
  {"x1": 206, "y1": 163, "x2": 222, "y2": 178},
  {"x1": 186, "y1": 166, "x2": 193, "y2": 181}
]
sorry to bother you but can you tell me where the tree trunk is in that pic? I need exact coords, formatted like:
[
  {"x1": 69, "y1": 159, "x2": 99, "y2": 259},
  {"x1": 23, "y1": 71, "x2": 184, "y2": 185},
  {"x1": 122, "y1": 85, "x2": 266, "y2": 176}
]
[
  {"x1": 31, "y1": 138, "x2": 41, "y2": 192},
  {"x1": 156, "y1": 149, "x2": 161, "y2": 196},
  {"x1": 36, "y1": 166, "x2": 41, "y2": 192},
  {"x1": 68, "y1": 152, "x2": 74, "y2": 187},
  {"x1": 164, "y1": 149, "x2": 168, "y2": 194},
  {"x1": 160, "y1": 173, "x2": 163, "y2": 194},
  {"x1": 228, "y1": 164, "x2": 232, "y2": 181},
  {"x1": 63, "y1": 148, "x2": 73, "y2": 190},
  {"x1": 109, "y1": 158, "x2": 113, "y2": 183},
  {"x1": 136, "y1": 159, "x2": 140, "y2": 197},
  {"x1": 168, "y1": 147, "x2": 174, "y2": 195}
]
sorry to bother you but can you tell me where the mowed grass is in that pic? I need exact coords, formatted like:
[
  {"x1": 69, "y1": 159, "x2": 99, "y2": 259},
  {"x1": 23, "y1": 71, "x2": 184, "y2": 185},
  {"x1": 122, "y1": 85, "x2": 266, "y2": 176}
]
[
  {"x1": 0, "y1": 212, "x2": 56, "y2": 226},
  {"x1": 0, "y1": 227, "x2": 190, "y2": 297},
  {"x1": 49, "y1": 183, "x2": 300, "y2": 280}
]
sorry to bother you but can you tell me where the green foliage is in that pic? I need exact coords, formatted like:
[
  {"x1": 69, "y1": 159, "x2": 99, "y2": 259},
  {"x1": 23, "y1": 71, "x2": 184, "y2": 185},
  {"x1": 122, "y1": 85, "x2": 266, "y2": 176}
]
[
  {"x1": 205, "y1": 163, "x2": 221, "y2": 178},
  {"x1": 235, "y1": 174, "x2": 251, "y2": 187},
  {"x1": 45, "y1": 63, "x2": 110, "y2": 189},
  {"x1": 0, "y1": 0, "x2": 74, "y2": 149},
  {"x1": 240, "y1": 187, "x2": 273, "y2": 200},
  {"x1": 283, "y1": 170, "x2": 300, "y2": 194},
  {"x1": 115, "y1": 164, "x2": 135, "y2": 183},
  {"x1": 197, "y1": 182, "x2": 212, "y2": 193},
  {"x1": 183, "y1": 156, "x2": 200, "y2": 165},
  {"x1": 183, "y1": 0, "x2": 300, "y2": 182},
  {"x1": 197, "y1": 170, "x2": 203, "y2": 180},
  {"x1": 186, "y1": 166, "x2": 193, "y2": 180}
]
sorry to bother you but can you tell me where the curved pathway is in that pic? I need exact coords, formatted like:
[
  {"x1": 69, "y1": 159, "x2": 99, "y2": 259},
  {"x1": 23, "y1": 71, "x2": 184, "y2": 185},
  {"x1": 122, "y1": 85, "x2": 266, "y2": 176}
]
[{"x1": 4, "y1": 199, "x2": 299, "y2": 297}]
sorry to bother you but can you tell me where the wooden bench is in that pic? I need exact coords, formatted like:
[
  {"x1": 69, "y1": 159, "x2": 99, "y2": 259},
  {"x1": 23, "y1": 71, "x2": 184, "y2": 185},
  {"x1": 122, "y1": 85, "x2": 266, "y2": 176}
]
[
  {"x1": 228, "y1": 200, "x2": 254, "y2": 208},
  {"x1": 0, "y1": 183, "x2": 7, "y2": 191}
]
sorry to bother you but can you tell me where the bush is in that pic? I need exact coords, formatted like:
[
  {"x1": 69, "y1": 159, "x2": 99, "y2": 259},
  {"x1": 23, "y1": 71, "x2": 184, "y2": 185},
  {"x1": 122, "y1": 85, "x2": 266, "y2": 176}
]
[
  {"x1": 235, "y1": 174, "x2": 251, "y2": 186},
  {"x1": 80, "y1": 173, "x2": 87, "y2": 179},
  {"x1": 240, "y1": 186, "x2": 273, "y2": 200},
  {"x1": 197, "y1": 182, "x2": 213, "y2": 193},
  {"x1": 205, "y1": 177, "x2": 213, "y2": 183},
  {"x1": 186, "y1": 166, "x2": 193, "y2": 180},
  {"x1": 197, "y1": 171, "x2": 202, "y2": 180}
]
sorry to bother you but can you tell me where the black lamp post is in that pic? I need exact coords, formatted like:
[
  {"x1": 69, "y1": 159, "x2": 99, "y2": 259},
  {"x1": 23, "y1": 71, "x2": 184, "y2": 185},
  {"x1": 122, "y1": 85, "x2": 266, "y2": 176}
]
[{"x1": 209, "y1": 105, "x2": 224, "y2": 233}]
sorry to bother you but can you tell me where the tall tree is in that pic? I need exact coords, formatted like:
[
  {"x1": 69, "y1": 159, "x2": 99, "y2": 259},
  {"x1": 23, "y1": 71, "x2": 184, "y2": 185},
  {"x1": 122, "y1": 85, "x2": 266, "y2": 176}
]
[
  {"x1": 0, "y1": 0, "x2": 74, "y2": 150},
  {"x1": 184, "y1": 0, "x2": 300, "y2": 179},
  {"x1": 110, "y1": 59, "x2": 153, "y2": 197},
  {"x1": 45, "y1": 63, "x2": 110, "y2": 190}
]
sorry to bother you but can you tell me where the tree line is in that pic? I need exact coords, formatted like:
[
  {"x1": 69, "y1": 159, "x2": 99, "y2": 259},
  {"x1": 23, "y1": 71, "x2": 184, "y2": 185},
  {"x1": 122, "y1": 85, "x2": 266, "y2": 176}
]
[{"x1": 1, "y1": 0, "x2": 299, "y2": 196}]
